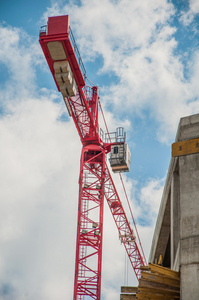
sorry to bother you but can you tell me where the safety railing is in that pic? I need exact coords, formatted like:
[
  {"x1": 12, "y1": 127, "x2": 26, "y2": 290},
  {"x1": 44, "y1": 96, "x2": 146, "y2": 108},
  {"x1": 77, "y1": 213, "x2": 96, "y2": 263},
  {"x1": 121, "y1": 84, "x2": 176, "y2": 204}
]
[
  {"x1": 105, "y1": 127, "x2": 126, "y2": 143},
  {"x1": 69, "y1": 26, "x2": 86, "y2": 81},
  {"x1": 39, "y1": 25, "x2": 47, "y2": 35}
]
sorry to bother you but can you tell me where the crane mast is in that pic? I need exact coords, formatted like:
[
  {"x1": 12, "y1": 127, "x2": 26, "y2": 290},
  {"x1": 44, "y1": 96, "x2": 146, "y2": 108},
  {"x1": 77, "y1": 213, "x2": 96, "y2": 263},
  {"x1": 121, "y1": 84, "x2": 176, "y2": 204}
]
[{"x1": 39, "y1": 15, "x2": 146, "y2": 300}]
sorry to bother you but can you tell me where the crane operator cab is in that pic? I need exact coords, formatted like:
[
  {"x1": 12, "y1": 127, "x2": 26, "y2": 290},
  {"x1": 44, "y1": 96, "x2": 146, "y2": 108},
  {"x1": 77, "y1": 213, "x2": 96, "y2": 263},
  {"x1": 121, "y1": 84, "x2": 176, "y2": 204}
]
[{"x1": 108, "y1": 127, "x2": 131, "y2": 173}]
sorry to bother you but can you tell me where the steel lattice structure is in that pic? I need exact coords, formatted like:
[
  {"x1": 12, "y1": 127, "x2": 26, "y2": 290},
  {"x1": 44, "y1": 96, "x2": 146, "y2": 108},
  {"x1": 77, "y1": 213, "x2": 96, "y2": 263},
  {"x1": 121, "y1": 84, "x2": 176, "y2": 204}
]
[
  {"x1": 74, "y1": 145, "x2": 105, "y2": 299},
  {"x1": 104, "y1": 164, "x2": 144, "y2": 280},
  {"x1": 39, "y1": 15, "x2": 146, "y2": 300}
]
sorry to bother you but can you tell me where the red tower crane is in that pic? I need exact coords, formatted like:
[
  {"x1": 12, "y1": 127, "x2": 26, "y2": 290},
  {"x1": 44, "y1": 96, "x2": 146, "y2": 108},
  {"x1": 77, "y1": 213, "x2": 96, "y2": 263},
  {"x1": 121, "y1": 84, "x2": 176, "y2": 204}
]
[{"x1": 39, "y1": 15, "x2": 146, "y2": 300}]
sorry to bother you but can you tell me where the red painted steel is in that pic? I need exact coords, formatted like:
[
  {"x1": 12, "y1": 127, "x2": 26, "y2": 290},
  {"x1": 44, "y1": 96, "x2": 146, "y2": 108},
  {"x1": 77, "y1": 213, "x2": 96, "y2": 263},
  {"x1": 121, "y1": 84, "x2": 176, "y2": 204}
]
[
  {"x1": 48, "y1": 15, "x2": 69, "y2": 35},
  {"x1": 104, "y1": 163, "x2": 145, "y2": 280},
  {"x1": 67, "y1": 86, "x2": 100, "y2": 144},
  {"x1": 39, "y1": 15, "x2": 146, "y2": 300},
  {"x1": 74, "y1": 144, "x2": 105, "y2": 299},
  {"x1": 39, "y1": 16, "x2": 85, "y2": 90}
]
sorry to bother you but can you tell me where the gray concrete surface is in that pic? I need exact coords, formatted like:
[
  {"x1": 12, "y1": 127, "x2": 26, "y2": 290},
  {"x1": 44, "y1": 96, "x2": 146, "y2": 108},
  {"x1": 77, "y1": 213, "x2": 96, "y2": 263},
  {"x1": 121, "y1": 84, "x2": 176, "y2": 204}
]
[{"x1": 149, "y1": 113, "x2": 199, "y2": 300}]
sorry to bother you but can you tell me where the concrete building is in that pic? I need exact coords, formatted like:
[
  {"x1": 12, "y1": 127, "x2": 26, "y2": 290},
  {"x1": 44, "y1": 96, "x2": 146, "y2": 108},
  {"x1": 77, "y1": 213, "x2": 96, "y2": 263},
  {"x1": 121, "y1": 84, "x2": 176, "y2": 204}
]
[{"x1": 149, "y1": 113, "x2": 199, "y2": 299}]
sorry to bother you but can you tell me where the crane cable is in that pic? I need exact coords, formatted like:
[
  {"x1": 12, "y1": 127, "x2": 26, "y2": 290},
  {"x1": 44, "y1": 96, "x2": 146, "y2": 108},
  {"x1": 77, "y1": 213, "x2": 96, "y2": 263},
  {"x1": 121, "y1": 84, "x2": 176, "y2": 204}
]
[
  {"x1": 98, "y1": 100, "x2": 111, "y2": 142},
  {"x1": 124, "y1": 250, "x2": 128, "y2": 286},
  {"x1": 119, "y1": 173, "x2": 147, "y2": 265},
  {"x1": 99, "y1": 99, "x2": 147, "y2": 265},
  {"x1": 85, "y1": 76, "x2": 95, "y2": 87}
]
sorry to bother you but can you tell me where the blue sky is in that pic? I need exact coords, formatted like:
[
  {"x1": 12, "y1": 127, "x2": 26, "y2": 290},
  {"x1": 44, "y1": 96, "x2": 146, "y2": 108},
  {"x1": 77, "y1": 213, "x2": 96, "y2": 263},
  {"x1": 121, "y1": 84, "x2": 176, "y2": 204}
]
[{"x1": 1, "y1": 0, "x2": 199, "y2": 299}]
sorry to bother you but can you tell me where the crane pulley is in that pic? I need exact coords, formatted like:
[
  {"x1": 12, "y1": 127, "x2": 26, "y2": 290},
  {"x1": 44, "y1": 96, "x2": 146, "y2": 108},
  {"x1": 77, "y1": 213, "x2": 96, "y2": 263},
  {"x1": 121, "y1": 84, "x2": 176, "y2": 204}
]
[{"x1": 39, "y1": 15, "x2": 146, "y2": 300}]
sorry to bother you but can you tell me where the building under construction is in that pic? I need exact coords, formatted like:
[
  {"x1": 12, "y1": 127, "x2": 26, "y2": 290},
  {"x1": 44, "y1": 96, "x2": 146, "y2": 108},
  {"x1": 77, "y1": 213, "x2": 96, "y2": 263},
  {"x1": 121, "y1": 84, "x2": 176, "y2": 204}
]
[
  {"x1": 122, "y1": 113, "x2": 199, "y2": 299},
  {"x1": 149, "y1": 113, "x2": 199, "y2": 299}
]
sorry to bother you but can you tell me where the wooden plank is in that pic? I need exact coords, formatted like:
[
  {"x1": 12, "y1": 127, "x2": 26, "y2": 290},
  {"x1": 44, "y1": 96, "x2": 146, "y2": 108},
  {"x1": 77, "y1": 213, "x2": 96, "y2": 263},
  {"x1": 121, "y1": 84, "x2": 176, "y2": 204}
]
[
  {"x1": 137, "y1": 287, "x2": 179, "y2": 297},
  {"x1": 120, "y1": 294, "x2": 136, "y2": 300},
  {"x1": 172, "y1": 137, "x2": 199, "y2": 157},
  {"x1": 148, "y1": 264, "x2": 180, "y2": 279},
  {"x1": 121, "y1": 286, "x2": 138, "y2": 293},
  {"x1": 139, "y1": 279, "x2": 180, "y2": 293},
  {"x1": 141, "y1": 271, "x2": 180, "y2": 287},
  {"x1": 136, "y1": 293, "x2": 179, "y2": 299},
  {"x1": 140, "y1": 266, "x2": 150, "y2": 271},
  {"x1": 137, "y1": 265, "x2": 180, "y2": 299}
]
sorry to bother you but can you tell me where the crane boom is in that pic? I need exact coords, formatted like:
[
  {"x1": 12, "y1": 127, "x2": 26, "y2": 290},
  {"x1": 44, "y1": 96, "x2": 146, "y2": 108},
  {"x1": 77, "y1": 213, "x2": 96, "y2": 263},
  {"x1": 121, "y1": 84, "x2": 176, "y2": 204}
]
[
  {"x1": 104, "y1": 163, "x2": 145, "y2": 279},
  {"x1": 39, "y1": 14, "x2": 146, "y2": 300}
]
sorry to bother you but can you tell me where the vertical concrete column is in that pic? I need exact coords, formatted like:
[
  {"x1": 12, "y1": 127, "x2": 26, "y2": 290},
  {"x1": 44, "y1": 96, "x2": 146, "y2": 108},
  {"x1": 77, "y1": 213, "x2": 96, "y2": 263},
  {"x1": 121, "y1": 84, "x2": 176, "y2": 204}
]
[
  {"x1": 170, "y1": 168, "x2": 180, "y2": 270},
  {"x1": 179, "y1": 153, "x2": 199, "y2": 300}
]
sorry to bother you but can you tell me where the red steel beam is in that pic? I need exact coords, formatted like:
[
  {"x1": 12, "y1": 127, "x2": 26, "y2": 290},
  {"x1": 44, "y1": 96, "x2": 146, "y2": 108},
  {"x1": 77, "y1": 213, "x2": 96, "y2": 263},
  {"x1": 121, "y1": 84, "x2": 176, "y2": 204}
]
[{"x1": 104, "y1": 163, "x2": 145, "y2": 280}]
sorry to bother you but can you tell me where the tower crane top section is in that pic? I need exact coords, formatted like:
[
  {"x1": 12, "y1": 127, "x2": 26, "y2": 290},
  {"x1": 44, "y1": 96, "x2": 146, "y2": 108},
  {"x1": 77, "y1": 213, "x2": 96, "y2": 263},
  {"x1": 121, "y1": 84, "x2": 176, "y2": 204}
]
[{"x1": 39, "y1": 15, "x2": 131, "y2": 173}]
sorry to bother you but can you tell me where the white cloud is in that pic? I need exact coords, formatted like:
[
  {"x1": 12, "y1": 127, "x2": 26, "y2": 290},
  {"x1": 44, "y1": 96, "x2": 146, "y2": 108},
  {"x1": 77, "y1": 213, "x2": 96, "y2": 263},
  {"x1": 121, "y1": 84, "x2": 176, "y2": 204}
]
[
  {"x1": 0, "y1": 25, "x2": 44, "y2": 103},
  {"x1": 0, "y1": 95, "x2": 82, "y2": 299},
  {"x1": 41, "y1": 0, "x2": 199, "y2": 144},
  {"x1": 139, "y1": 177, "x2": 165, "y2": 221},
  {"x1": 189, "y1": 0, "x2": 199, "y2": 14},
  {"x1": 180, "y1": 0, "x2": 199, "y2": 26}
]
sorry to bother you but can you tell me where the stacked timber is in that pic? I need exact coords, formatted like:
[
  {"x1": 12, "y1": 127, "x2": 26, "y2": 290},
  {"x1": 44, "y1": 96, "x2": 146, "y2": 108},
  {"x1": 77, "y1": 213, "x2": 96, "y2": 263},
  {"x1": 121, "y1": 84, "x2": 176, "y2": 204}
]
[
  {"x1": 120, "y1": 286, "x2": 138, "y2": 299},
  {"x1": 136, "y1": 263, "x2": 180, "y2": 299}
]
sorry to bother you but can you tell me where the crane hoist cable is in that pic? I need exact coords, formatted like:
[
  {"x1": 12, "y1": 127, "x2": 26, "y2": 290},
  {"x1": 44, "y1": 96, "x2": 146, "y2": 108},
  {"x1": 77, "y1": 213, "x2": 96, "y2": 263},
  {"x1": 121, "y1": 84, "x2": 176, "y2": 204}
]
[
  {"x1": 85, "y1": 76, "x2": 95, "y2": 87},
  {"x1": 119, "y1": 173, "x2": 147, "y2": 265},
  {"x1": 98, "y1": 99, "x2": 111, "y2": 142},
  {"x1": 124, "y1": 250, "x2": 129, "y2": 286}
]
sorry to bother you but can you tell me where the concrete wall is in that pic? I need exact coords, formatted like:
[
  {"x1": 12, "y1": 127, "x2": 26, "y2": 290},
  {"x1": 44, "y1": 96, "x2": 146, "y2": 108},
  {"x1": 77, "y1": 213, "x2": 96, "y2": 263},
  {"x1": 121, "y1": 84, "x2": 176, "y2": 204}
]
[{"x1": 149, "y1": 113, "x2": 199, "y2": 300}]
